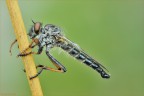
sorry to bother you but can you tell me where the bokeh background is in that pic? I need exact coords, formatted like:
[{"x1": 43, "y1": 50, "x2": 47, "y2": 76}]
[{"x1": 0, "y1": 0, "x2": 144, "y2": 96}]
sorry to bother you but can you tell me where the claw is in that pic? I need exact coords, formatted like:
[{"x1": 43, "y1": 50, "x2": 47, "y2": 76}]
[{"x1": 29, "y1": 68, "x2": 44, "y2": 80}]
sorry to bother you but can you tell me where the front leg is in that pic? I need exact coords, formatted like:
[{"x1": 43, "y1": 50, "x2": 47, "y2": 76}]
[
  {"x1": 17, "y1": 38, "x2": 39, "y2": 57},
  {"x1": 19, "y1": 39, "x2": 35, "y2": 54},
  {"x1": 18, "y1": 46, "x2": 43, "y2": 57},
  {"x1": 9, "y1": 39, "x2": 17, "y2": 55}
]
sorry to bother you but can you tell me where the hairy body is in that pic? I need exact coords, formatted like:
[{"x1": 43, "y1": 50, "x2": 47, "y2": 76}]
[{"x1": 10, "y1": 21, "x2": 110, "y2": 79}]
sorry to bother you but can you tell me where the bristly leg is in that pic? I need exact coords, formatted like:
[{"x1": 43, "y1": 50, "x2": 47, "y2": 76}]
[
  {"x1": 30, "y1": 65, "x2": 44, "y2": 79},
  {"x1": 17, "y1": 46, "x2": 43, "y2": 57},
  {"x1": 30, "y1": 52, "x2": 67, "y2": 79},
  {"x1": 29, "y1": 51, "x2": 67, "y2": 79},
  {"x1": 19, "y1": 48, "x2": 67, "y2": 79},
  {"x1": 46, "y1": 51, "x2": 67, "y2": 72},
  {"x1": 9, "y1": 39, "x2": 17, "y2": 55},
  {"x1": 17, "y1": 38, "x2": 39, "y2": 57},
  {"x1": 17, "y1": 51, "x2": 37, "y2": 57},
  {"x1": 30, "y1": 64, "x2": 67, "y2": 79}
]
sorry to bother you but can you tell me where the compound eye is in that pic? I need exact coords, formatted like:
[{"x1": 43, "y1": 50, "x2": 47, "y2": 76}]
[{"x1": 34, "y1": 22, "x2": 41, "y2": 34}]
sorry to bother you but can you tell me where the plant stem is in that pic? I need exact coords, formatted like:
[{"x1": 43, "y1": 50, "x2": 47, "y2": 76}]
[{"x1": 6, "y1": 0, "x2": 43, "y2": 96}]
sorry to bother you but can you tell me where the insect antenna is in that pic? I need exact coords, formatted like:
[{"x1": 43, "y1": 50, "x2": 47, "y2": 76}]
[{"x1": 31, "y1": 19, "x2": 35, "y2": 24}]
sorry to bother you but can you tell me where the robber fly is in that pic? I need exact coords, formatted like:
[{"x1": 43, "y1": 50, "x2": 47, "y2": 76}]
[{"x1": 10, "y1": 20, "x2": 110, "y2": 79}]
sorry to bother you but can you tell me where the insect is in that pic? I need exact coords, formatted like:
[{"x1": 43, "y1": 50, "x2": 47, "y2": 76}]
[{"x1": 10, "y1": 20, "x2": 110, "y2": 79}]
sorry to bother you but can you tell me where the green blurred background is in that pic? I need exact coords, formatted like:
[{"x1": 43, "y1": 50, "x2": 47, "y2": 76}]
[{"x1": 0, "y1": 0, "x2": 144, "y2": 96}]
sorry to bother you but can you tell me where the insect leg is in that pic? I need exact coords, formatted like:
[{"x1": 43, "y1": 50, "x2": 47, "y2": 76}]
[
  {"x1": 20, "y1": 40, "x2": 35, "y2": 53},
  {"x1": 9, "y1": 39, "x2": 17, "y2": 55},
  {"x1": 46, "y1": 51, "x2": 67, "y2": 72},
  {"x1": 17, "y1": 38, "x2": 40, "y2": 57},
  {"x1": 30, "y1": 64, "x2": 66, "y2": 79},
  {"x1": 29, "y1": 65, "x2": 44, "y2": 79},
  {"x1": 18, "y1": 46, "x2": 43, "y2": 57}
]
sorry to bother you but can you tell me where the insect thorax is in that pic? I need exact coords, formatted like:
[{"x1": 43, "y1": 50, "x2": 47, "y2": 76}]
[
  {"x1": 35, "y1": 24, "x2": 63, "y2": 51},
  {"x1": 43, "y1": 24, "x2": 62, "y2": 36}
]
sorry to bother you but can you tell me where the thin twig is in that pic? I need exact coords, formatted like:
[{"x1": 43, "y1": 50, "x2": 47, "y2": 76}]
[{"x1": 6, "y1": 0, "x2": 43, "y2": 96}]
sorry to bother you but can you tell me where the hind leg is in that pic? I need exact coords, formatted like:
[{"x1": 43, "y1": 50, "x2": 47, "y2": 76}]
[
  {"x1": 30, "y1": 64, "x2": 67, "y2": 79},
  {"x1": 46, "y1": 51, "x2": 67, "y2": 72}
]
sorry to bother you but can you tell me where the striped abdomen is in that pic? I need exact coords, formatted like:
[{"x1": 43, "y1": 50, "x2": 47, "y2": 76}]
[{"x1": 60, "y1": 42, "x2": 110, "y2": 79}]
